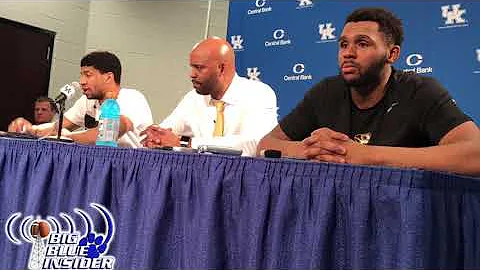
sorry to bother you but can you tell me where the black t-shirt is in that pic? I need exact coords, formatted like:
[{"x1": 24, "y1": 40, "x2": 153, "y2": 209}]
[{"x1": 280, "y1": 69, "x2": 471, "y2": 147}]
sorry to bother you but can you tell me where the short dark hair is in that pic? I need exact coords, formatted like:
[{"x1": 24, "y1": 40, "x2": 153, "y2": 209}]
[
  {"x1": 35, "y1": 96, "x2": 58, "y2": 113},
  {"x1": 80, "y1": 51, "x2": 122, "y2": 84},
  {"x1": 345, "y1": 7, "x2": 404, "y2": 46}
]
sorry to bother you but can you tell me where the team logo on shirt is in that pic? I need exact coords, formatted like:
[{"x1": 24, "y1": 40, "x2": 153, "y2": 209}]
[
  {"x1": 438, "y1": 4, "x2": 468, "y2": 29},
  {"x1": 353, "y1": 132, "x2": 371, "y2": 145}
]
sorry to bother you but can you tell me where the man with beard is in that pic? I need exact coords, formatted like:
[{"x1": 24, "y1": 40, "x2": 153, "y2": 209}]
[
  {"x1": 257, "y1": 7, "x2": 480, "y2": 176},
  {"x1": 141, "y1": 37, "x2": 278, "y2": 156},
  {"x1": 8, "y1": 51, "x2": 153, "y2": 147}
]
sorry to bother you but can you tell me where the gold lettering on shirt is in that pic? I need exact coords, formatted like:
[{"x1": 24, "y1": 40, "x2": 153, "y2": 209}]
[{"x1": 354, "y1": 132, "x2": 372, "y2": 145}]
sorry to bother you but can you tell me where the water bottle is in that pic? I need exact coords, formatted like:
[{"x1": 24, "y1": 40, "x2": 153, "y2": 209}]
[{"x1": 96, "y1": 92, "x2": 120, "y2": 147}]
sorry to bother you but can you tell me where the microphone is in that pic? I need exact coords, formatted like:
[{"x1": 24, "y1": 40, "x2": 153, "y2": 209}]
[
  {"x1": 54, "y1": 82, "x2": 80, "y2": 103},
  {"x1": 261, "y1": 149, "x2": 306, "y2": 160},
  {"x1": 197, "y1": 145, "x2": 243, "y2": 156},
  {"x1": 261, "y1": 149, "x2": 282, "y2": 158}
]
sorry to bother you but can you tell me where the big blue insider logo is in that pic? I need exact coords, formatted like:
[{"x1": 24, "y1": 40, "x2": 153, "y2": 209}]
[{"x1": 4, "y1": 203, "x2": 116, "y2": 270}]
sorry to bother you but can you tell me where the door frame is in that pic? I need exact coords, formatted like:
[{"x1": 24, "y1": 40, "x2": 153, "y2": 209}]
[{"x1": 0, "y1": 17, "x2": 56, "y2": 96}]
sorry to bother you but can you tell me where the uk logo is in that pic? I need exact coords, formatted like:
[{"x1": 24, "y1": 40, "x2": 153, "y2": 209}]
[
  {"x1": 296, "y1": 0, "x2": 314, "y2": 9},
  {"x1": 439, "y1": 4, "x2": 468, "y2": 29},
  {"x1": 247, "y1": 67, "x2": 261, "y2": 81},
  {"x1": 230, "y1": 35, "x2": 244, "y2": 51},
  {"x1": 317, "y1": 23, "x2": 337, "y2": 43},
  {"x1": 474, "y1": 49, "x2": 480, "y2": 74},
  {"x1": 5, "y1": 203, "x2": 116, "y2": 270}
]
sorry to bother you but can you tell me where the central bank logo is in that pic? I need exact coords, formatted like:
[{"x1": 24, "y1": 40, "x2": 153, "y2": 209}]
[
  {"x1": 406, "y1": 54, "x2": 423, "y2": 66},
  {"x1": 293, "y1": 63, "x2": 305, "y2": 74},
  {"x1": 256, "y1": 0, "x2": 266, "y2": 7},
  {"x1": 284, "y1": 63, "x2": 313, "y2": 81},
  {"x1": 296, "y1": 0, "x2": 314, "y2": 9},
  {"x1": 317, "y1": 23, "x2": 337, "y2": 43},
  {"x1": 265, "y1": 29, "x2": 292, "y2": 47},
  {"x1": 230, "y1": 35, "x2": 244, "y2": 51},
  {"x1": 273, "y1": 29, "x2": 284, "y2": 40},
  {"x1": 403, "y1": 53, "x2": 433, "y2": 74},
  {"x1": 5, "y1": 203, "x2": 115, "y2": 270},
  {"x1": 247, "y1": 67, "x2": 261, "y2": 81},
  {"x1": 247, "y1": 0, "x2": 272, "y2": 15},
  {"x1": 438, "y1": 4, "x2": 468, "y2": 29}
]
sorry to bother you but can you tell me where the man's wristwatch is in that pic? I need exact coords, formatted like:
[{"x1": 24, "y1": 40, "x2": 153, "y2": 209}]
[{"x1": 179, "y1": 136, "x2": 191, "y2": 147}]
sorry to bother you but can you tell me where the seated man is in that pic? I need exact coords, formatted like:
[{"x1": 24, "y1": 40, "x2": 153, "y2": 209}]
[
  {"x1": 141, "y1": 37, "x2": 278, "y2": 156},
  {"x1": 257, "y1": 7, "x2": 480, "y2": 176},
  {"x1": 8, "y1": 51, "x2": 153, "y2": 147},
  {"x1": 34, "y1": 96, "x2": 58, "y2": 124}
]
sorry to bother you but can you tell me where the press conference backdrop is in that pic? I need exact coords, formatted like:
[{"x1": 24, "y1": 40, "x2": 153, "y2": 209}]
[{"x1": 227, "y1": 1, "x2": 480, "y2": 123}]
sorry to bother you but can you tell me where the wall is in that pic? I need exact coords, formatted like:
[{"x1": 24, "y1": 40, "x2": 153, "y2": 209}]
[
  {"x1": 0, "y1": 1, "x2": 90, "y2": 109},
  {"x1": 0, "y1": 0, "x2": 229, "y2": 122},
  {"x1": 86, "y1": 0, "x2": 229, "y2": 122},
  {"x1": 228, "y1": 1, "x2": 480, "y2": 123}
]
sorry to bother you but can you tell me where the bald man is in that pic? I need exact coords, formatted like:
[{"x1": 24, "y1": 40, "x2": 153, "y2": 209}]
[{"x1": 141, "y1": 37, "x2": 278, "y2": 156}]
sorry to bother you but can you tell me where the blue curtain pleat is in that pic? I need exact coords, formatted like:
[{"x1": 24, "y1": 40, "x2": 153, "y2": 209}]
[{"x1": 1, "y1": 138, "x2": 480, "y2": 269}]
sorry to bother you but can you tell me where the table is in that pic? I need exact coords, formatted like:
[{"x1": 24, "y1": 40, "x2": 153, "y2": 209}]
[{"x1": 1, "y1": 138, "x2": 479, "y2": 269}]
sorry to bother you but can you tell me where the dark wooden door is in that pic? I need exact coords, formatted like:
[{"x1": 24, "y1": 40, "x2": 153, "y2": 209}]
[{"x1": 0, "y1": 17, "x2": 55, "y2": 131}]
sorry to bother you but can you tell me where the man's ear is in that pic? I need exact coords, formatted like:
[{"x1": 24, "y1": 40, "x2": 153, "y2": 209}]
[
  {"x1": 387, "y1": 45, "x2": 401, "y2": 64},
  {"x1": 103, "y1": 72, "x2": 114, "y2": 83},
  {"x1": 218, "y1": 63, "x2": 225, "y2": 74}
]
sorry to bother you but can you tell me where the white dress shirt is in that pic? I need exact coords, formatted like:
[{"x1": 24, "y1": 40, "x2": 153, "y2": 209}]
[
  {"x1": 64, "y1": 88, "x2": 153, "y2": 148},
  {"x1": 160, "y1": 74, "x2": 278, "y2": 156}
]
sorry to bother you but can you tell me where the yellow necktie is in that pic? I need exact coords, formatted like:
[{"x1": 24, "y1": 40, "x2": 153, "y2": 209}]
[{"x1": 213, "y1": 100, "x2": 225, "y2": 137}]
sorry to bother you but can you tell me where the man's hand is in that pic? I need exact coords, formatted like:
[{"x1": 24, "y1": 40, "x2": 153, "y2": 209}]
[
  {"x1": 8, "y1": 118, "x2": 34, "y2": 134},
  {"x1": 140, "y1": 125, "x2": 180, "y2": 148},
  {"x1": 119, "y1": 115, "x2": 133, "y2": 134},
  {"x1": 340, "y1": 139, "x2": 370, "y2": 165},
  {"x1": 302, "y1": 127, "x2": 350, "y2": 163}
]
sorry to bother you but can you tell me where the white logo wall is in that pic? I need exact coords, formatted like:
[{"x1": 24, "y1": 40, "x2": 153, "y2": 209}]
[{"x1": 227, "y1": 1, "x2": 480, "y2": 123}]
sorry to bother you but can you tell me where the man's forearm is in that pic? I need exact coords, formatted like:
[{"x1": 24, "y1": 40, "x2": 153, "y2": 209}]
[
  {"x1": 256, "y1": 136, "x2": 306, "y2": 158},
  {"x1": 357, "y1": 140, "x2": 480, "y2": 176},
  {"x1": 66, "y1": 128, "x2": 98, "y2": 145},
  {"x1": 66, "y1": 116, "x2": 133, "y2": 145},
  {"x1": 32, "y1": 122, "x2": 57, "y2": 137}
]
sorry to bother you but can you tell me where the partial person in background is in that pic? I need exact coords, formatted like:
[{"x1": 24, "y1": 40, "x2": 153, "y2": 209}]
[
  {"x1": 257, "y1": 7, "x2": 480, "y2": 175},
  {"x1": 141, "y1": 37, "x2": 278, "y2": 156},
  {"x1": 8, "y1": 51, "x2": 153, "y2": 147},
  {"x1": 33, "y1": 96, "x2": 57, "y2": 124}
]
